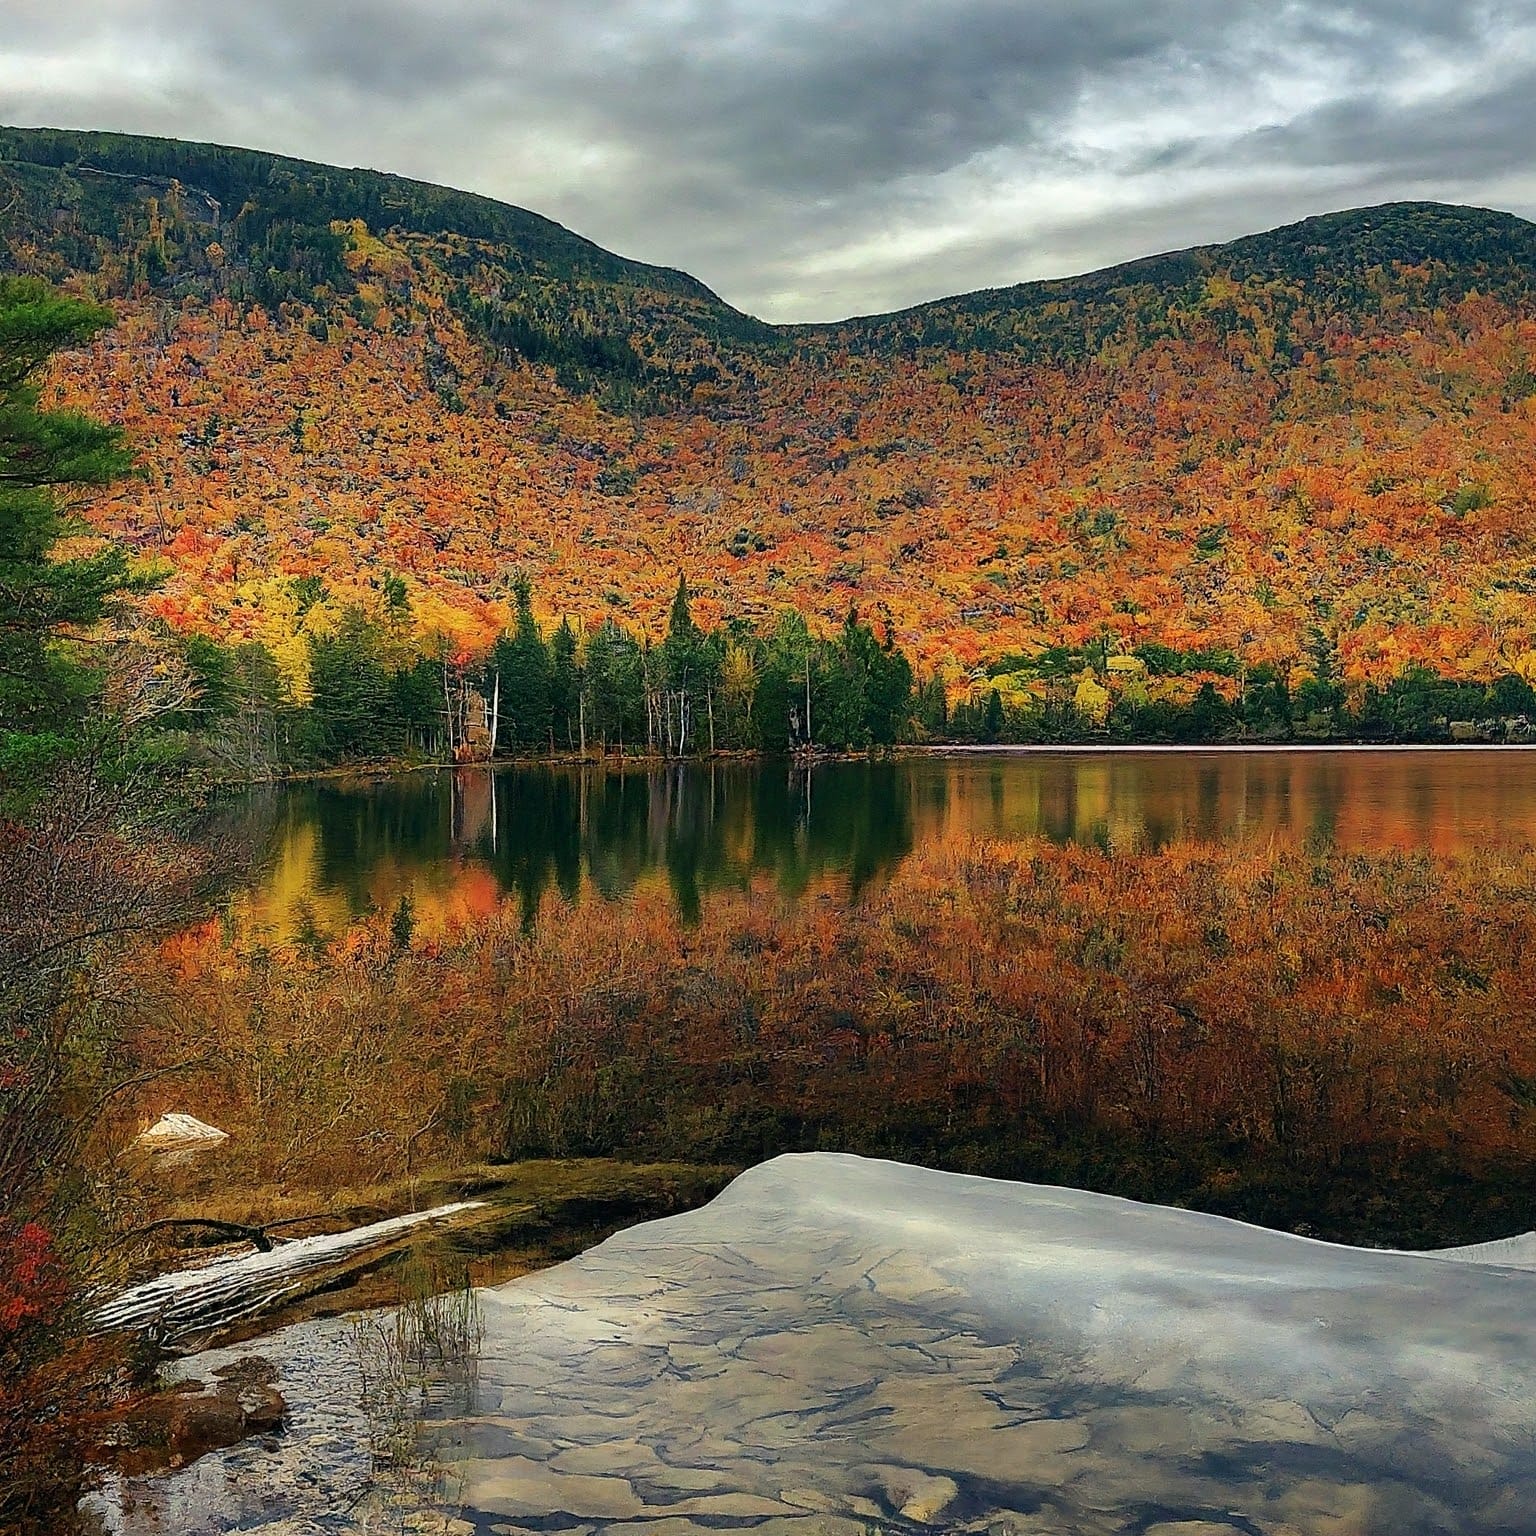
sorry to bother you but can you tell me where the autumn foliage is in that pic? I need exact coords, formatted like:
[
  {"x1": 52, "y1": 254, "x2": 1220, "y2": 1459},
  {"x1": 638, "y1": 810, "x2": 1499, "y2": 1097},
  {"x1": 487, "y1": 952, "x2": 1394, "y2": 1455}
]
[
  {"x1": 0, "y1": 1221, "x2": 115, "y2": 1523},
  {"x1": 5, "y1": 129, "x2": 1536, "y2": 707},
  {"x1": 124, "y1": 837, "x2": 1536, "y2": 1248}
]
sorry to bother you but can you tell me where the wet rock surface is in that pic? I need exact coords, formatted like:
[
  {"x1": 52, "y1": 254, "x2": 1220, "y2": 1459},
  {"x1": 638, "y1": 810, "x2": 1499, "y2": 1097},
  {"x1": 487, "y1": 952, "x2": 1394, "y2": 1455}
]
[
  {"x1": 107, "y1": 1358, "x2": 287, "y2": 1475},
  {"x1": 90, "y1": 1154, "x2": 1536, "y2": 1535},
  {"x1": 87, "y1": 1321, "x2": 378, "y2": 1534}
]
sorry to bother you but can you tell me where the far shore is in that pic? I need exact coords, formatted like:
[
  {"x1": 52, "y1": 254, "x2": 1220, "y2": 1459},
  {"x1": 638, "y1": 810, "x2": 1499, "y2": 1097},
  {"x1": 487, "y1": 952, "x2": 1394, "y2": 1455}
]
[
  {"x1": 215, "y1": 737, "x2": 1536, "y2": 789},
  {"x1": 915, "y1": 741, "x2": 1536, "y2": 755}
]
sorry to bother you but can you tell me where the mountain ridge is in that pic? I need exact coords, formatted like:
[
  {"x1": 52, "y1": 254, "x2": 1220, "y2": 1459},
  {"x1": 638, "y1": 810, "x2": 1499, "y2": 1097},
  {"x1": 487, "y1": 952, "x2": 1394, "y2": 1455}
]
[
  {"x1": 4, "y1": 123, "x2": 1536, "y2": 695},
  {"x1": 796, "y1": 200, "x2": 1536, "y2": 331},
  {"x1": 0, "y1": 124, "x2": 736, "y2": 309},
  {"x1": 7, "y1": 125, "x2": 1535, "y2": 331}
]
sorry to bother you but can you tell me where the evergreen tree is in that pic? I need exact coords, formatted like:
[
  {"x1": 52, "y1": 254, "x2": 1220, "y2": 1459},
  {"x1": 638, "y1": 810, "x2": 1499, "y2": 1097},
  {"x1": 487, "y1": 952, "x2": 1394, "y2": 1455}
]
[
  {"x1": 1187, "y1": 681, "x2": 1237, "y2": 741},
  {"x1": 913, "y1": 676, "x2": 948, "y2": 739},
  {"x1": 305, "y1": 605, "x2": 394, "y2": 760},
  {"x1": 661, "y1": 573, "x2": 707, "y2": 754},
  {"x1": 1378, "y1": 667, "x2": 1444, "y2": 738},
  {"x1": 1241, "y1": 663, "x2": 1293, "y2": 736},
  {"x1": 1490, "y1": 672, "x2": 1536, "y2": 719},
  {"x1": 0, "y1": 278, "x2": 209, "y2": 1528},
  {"x1": 666, "y1": 572, "x2": 698, "y2": 648},
  {"x1": 982, "y1": 688, "x2": 1005, "y2": 743},
  {"x1": 493, "y1": 574, "x2": 551, "y2": 752},
  {"x1": 225, "y1": 641, "x2": 292, "y2": 774},
  {"x1": 550, "y1": 616, "x2": 581, "y2": 751},
  {"x1": 1294, "y1": 627, "x2": 1346, "y2": 727},
  {"x1": 172, "y1": 633, "x2": 236, "y2": 730},
  {"x1": 865, "y1": 619, "x2": 914, "y2": 745},
  {"x1": 760, "y1": 609, "x2": 814, "y2": 749},
  {"x1": 753, "y1": 656, "x2": 793, "y2": 752},
  {"x1": 0, "y1": 280, "x2": 138, "y2": 787},
  {"x1": 583, "y1": 617, "x2": 644, "y2": 752},
  {"x1": 817, "y1": 607, "x2": 873, "y2": 750}
]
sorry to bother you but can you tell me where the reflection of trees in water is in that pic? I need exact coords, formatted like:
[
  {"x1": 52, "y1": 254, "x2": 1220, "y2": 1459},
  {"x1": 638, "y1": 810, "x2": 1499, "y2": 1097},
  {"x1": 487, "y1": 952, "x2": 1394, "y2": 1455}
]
[
  {"x1": 230, "y1": 752, "x2": 1536, "y2": 933},
  {"x1": 231, "y1": 774, "x2": 470, "y2": 936},
  {"x1": 196, "y1": 784, "x2": 282, "y2": 894},
  {"x1": 239, "y1": 764, "x2": 923, "y2": 930},
  {"x1": 945, "y1": 752, "x2": 1536, "y2": 853},
  {"x1": 475, "y1": 762, "x2": 917, "y2": 922},
  {"x1": 301, "y1": 775, "x2": 455, "y2": 908}
]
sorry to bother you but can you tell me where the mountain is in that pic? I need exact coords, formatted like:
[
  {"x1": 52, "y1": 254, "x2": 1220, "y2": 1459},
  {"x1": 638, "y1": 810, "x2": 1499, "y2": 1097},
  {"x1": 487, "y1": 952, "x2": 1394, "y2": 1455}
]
[{"x1": 5, "y1": 124, "x2": 1536, "y2": 686}]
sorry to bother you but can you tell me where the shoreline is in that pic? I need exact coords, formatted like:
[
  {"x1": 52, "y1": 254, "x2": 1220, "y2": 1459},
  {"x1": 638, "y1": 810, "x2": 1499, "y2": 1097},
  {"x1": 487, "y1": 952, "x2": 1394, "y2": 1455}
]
[
  {"x1": 217, "y1": 737, "x2": 1536, "y2": 789},
  {"x1": 912, "y1": 741, "x2": 1536, "y2": 755}
]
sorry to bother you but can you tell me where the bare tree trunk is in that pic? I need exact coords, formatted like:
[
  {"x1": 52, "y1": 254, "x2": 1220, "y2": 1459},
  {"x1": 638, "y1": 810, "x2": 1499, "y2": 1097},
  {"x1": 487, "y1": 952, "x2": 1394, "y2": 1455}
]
[{"x1": 489, "y1": 669, "x2": 501, "y2": 758}]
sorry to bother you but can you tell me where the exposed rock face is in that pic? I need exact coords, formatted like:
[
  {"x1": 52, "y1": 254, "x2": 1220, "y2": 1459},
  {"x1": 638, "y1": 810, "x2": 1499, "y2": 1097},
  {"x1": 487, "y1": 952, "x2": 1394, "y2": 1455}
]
[
  {"x1": 110, "y1": 1359, "x2": 285, "y2": 1474},
  {"x1": 135, "y1": 1112, "x2": 228, "y2": 1144},
  {"x1": 92, "y1": 1154, "x2": 1536, "y2": 1535},
  {"x1": 442, "y1": 1153, "x2": 1536, "y2": 1533}
]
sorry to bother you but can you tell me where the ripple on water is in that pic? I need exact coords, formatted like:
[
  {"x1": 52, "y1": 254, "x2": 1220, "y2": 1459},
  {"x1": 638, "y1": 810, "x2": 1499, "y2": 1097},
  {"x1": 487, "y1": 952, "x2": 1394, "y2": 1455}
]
[{"x1": 91, "y1": 1154, "x2": 1536, "y2": 1536}]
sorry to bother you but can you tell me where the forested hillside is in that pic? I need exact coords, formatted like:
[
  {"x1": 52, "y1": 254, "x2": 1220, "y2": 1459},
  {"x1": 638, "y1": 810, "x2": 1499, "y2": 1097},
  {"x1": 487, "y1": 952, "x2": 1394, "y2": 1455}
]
[{"x1": 5, "y1": 124, "x2": 1536, "y2": 734}]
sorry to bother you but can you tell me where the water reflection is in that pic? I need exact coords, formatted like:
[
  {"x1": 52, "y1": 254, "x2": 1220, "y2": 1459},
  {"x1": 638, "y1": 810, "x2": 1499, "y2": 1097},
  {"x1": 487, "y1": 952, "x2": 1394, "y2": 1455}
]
[{"x1": 227, "y1": 749, "x2": 1536, "y2": 938}]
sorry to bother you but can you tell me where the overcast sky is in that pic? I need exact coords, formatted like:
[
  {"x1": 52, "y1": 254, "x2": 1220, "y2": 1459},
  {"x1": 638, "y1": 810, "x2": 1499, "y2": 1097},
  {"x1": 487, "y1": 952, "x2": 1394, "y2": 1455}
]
[{"x1": 4, "y1": 1, "x2": 1536, "y2": 321}]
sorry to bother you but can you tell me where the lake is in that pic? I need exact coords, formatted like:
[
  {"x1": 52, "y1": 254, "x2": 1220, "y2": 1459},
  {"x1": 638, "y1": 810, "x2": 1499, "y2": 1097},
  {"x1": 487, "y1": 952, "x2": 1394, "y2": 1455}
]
[{"x1": 225, "y1": 747, "x2": 1536, "y2": 939}]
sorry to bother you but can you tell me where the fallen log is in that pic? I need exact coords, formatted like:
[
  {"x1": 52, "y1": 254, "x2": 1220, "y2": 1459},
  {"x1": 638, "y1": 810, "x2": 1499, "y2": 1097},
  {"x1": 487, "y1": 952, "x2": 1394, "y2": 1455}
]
[
  {"x1": 106, "y1": 1211, "x2": 354, "y2": 1257},
  {"x1": 93, "y1": 1200, "x2": 486, "y2": 1342}
]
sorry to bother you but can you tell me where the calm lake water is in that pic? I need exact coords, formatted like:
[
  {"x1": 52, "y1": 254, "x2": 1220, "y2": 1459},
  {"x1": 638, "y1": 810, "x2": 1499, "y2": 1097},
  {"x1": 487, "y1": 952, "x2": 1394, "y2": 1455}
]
[{"x1": 224, "y1": 748, "x2": 1536, "y2": 938}]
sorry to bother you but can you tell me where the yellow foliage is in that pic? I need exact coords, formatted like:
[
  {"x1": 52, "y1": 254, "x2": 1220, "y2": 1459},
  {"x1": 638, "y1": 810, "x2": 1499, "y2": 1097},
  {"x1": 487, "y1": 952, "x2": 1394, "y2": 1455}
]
[
  {"x1": 333, "y1": 218, "x2": 412, "y2": 279},
  {"x1": 1074, "y1": 671, "x2": 1112, "y2": 723},
  {"x1": 239, "y1": 576, "x2": 314, "y2": 705},
  {"x1": 989, "y1": 671, "x2": 1043, "y2": 709},
  {"x1": 721, "y1": 640, "x2": 759, "y2": 715}
]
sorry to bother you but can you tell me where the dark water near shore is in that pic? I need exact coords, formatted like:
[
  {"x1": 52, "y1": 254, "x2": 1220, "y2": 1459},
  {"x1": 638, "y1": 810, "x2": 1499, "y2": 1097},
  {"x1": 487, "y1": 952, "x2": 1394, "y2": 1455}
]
[{"x1": 224, "y1": 748, "x2": 1536, "y2": 937}]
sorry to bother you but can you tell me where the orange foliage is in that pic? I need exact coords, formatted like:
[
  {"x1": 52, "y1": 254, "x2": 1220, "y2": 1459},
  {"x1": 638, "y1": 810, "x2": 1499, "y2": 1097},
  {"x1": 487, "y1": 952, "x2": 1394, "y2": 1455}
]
[
  {"x1": 43, "y1": 277, "x2": 1536, "y2": 684},
  {"x1": 120, "y1": 837, "x2": 1536, "y2": 1246}
]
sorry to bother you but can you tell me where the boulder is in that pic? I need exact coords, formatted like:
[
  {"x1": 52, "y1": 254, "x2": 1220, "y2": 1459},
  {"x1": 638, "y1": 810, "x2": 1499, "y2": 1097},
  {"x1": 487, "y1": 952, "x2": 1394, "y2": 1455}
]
[
  {"x1": 134, "y1": 1112, "x2": 229, "y2": 1151},
  {"x1": 110, "y1": 1356, "x2": 286, "y2": 1474}
]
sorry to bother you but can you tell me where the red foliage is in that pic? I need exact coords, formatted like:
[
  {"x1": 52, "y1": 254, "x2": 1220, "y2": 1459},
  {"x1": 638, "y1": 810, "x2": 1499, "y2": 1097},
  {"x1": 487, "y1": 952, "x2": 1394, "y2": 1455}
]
[{"x1": 41, "y1": 264, "x2": 1536, "y2": 688}]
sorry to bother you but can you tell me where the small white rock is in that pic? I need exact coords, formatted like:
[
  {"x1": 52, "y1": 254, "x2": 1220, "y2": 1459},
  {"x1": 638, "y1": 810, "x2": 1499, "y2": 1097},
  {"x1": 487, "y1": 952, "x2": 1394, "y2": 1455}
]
[{"x1": 135, "y1": 1112, "x2": 230, "y2": 1148}]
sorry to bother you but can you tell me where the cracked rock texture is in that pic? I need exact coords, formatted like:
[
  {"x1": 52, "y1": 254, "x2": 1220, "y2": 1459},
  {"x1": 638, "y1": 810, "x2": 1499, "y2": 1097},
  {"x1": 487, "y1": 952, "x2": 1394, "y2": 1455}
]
[{"x1": 91, "y1": 1153, "x2": 1536, "y2": 1535}]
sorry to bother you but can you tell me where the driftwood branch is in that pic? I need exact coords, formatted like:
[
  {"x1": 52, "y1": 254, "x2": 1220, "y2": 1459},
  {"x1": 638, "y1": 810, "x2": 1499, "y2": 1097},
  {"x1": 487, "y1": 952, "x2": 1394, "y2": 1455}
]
[
  {"x1": 102, "y1": 1210, "x2": 354, "y2": 1264},
  {"x1": 107, "y1": 1217, "x2": 276, "y2": 1253}
]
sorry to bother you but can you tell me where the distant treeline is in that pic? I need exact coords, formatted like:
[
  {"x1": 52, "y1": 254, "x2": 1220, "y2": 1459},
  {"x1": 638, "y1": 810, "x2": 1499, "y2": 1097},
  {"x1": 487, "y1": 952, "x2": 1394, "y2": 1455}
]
[
  {"x1": 161, "y1": 582, "x2": 1536, "y2": 780},
  {"x1": 172, "y1": 575, "x2": 916, "y2": 776},
  {"x1": 951, "y1": 640, "x2": 1536, "y2": 747}
]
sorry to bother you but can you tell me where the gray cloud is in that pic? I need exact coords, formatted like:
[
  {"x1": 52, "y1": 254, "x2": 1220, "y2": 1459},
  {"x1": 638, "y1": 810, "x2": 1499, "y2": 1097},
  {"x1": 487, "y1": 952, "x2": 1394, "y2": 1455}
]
[
  {"x1": 2, "y1": 0, "x2": 1534, "y2": 319},
  {"x1": 1219, "y1": 70, "x2": 1536, "y2": 181}
]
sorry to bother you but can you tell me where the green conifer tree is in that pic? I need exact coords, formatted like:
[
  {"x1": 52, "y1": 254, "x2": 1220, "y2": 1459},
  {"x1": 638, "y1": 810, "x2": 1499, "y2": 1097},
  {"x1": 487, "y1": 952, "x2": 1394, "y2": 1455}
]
[
  {"x1": 493, "y1": 574, "x2": 552, "y2": 752},
  {"x1": 0, "y1": 279, "x2": 139, "y2": 790}
]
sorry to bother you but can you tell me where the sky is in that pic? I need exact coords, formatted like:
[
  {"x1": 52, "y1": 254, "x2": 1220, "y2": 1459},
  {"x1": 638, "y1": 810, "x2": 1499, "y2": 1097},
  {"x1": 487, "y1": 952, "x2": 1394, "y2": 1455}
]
[{"x1": 4, "y1": 1, "x2": 1536, "y2": 322}]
